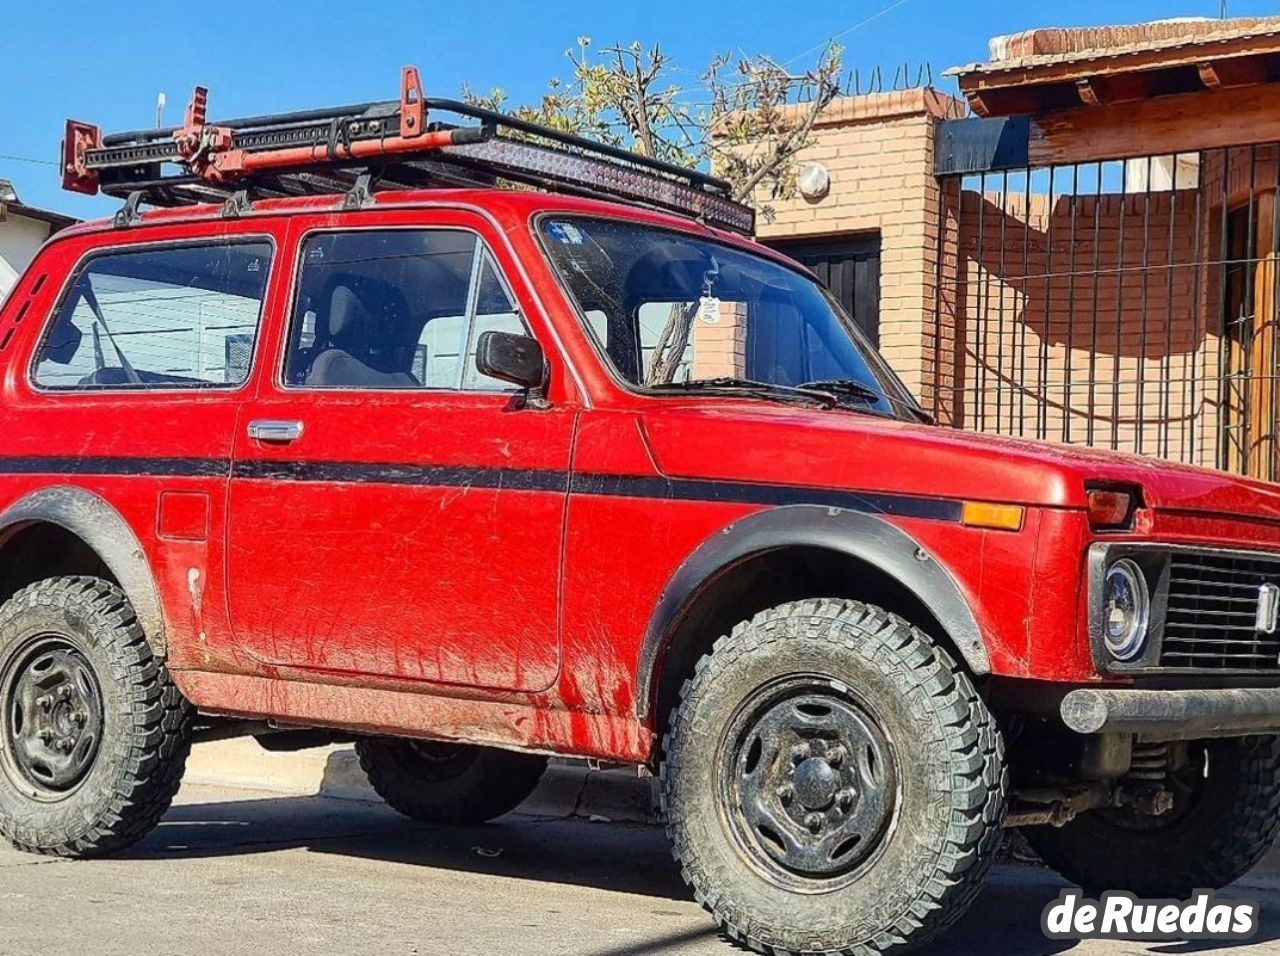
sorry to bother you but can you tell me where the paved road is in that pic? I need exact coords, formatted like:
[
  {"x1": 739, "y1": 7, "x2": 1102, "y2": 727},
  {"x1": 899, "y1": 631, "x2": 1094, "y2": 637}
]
[{"x1": 1, "y1": 783, "x2": 1279, "y2": 956}]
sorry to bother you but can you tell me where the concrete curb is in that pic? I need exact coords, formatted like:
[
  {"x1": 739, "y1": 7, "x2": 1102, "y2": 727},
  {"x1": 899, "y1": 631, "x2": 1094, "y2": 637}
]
[{"x1": 184, "y1": 738, "x2": 659, "y2": 824}]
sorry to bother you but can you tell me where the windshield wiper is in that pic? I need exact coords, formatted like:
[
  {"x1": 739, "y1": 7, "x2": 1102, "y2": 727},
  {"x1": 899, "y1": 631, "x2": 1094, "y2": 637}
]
[
  {"x1": 649, "y1": 377, "x2": 837, "y2": 408},
  {"x1": 800, "y1": 378, "x2": 935, "y2": 424},
  {"x1": 798, "y1": 378, "x2": 881, "y2": 403}
]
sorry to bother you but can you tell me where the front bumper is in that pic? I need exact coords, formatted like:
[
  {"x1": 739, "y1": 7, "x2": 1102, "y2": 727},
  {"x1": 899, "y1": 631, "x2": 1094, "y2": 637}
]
[{"x1": 1061, "y1": 687, "x2": 1280, "y2": 739}]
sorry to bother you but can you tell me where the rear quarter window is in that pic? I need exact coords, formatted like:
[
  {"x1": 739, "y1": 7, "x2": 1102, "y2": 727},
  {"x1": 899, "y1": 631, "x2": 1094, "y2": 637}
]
[{"x1": 32, "y1": 240, "x2": 273, "y2": 390}]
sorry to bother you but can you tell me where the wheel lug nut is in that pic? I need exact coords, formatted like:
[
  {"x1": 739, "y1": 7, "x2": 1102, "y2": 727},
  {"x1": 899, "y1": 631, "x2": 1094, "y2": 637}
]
[
  {"x1": 36, "y1": 696, "x2": 52, "y2": 711},
  {"x1": 789, "y1": 744, "x2": 809, "y2": 765},
  {"x1": 826, "y1": 745, "x2": 846, "y2": 768},
  {"x1": 38, "y1": 729, "x2": 53, "y2": 743},
  {"x1": 837, "y1": 789, "x2": 855, "y2": 810},
  {"x1": 56, "y1": 686, "x2": 72, "y2": 701},
  {"x1": 72, "y1": 712, "x2": 86, "y2": 726},
  {"x1": 804, "y1": 812, "x2": 824, "y2": 833},
  {"x1": 58, "y1": 738, "x2": 74, "y2": 754},
  {"x1": 776, "y1": 784, "x2": 794, "y2": 805}
]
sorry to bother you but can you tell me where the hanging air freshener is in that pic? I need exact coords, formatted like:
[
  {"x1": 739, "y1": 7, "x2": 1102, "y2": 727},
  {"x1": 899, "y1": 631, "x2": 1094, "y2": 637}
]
[{"x1": 699, "y1": 256, "x2": 722, "y2": 324}]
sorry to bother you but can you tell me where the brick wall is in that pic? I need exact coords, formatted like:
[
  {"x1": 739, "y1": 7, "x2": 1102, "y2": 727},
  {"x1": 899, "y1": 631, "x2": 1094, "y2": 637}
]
[
  {"x1": 690, "y1": 301, "x2": 749, "y2": 378},
  {"x1": 748, "y1": 89, "x2": 966, "y2": 395}
]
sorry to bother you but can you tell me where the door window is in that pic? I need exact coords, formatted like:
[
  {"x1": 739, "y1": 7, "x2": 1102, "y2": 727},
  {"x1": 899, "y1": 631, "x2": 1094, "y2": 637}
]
[
  {"x1": 284, "y1": 230, "x2": 528, "y2": 391},
  {"x1": 33, "y1": 241, "x2": 273, "y2": 390}
]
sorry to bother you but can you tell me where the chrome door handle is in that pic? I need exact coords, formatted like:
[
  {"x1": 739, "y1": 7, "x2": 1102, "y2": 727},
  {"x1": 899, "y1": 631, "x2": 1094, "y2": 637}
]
[{"x1": 247, "y1": 419, "x2": 304, "y2": 443}]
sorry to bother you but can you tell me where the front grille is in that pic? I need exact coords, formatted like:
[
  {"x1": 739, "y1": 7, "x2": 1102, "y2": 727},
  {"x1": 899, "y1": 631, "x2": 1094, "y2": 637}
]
[{"x1": 1161, "y1": 552, "x2": 1280, "y2": 670}]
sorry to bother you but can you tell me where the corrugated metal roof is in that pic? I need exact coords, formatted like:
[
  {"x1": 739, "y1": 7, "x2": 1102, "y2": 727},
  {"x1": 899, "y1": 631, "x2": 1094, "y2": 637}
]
[{"x1": 948, "y1": 16, "x2": 1280, "y2": 78}]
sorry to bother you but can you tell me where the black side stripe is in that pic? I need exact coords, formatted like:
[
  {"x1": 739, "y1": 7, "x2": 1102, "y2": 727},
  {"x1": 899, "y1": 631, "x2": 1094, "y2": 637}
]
[
  {"x1": 0, "y1": 456, "x2": 962, "y2": 523},
  {"x1": 232, "y1": 459, "x2": 569, "y2": 492},
  {"x1": 570, "y1": 473, "x2": 961, "y2": 522},
  {"x1": 0, "y1": 456, "x2": 229, "y2": 478}
]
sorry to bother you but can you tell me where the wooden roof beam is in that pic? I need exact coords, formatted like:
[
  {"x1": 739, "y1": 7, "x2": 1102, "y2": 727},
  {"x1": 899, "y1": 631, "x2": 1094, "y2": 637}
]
[
  {"x1": 1198, "y1": 56, "x2": 1268, "y2": 89},
  {"x1": 963, "y1": 90, "x2": 991, "y2": 117},
  {"x1": 1030, "y1": 80, "x2": 1280, "y2": 166},
  {"x1": 966, "y1": 72, "x2": 1155, "y2": 116},
  {"x1": 1075, "y1": 73, "x2": 1151, "y2": 107},
  {"x1": 963, "y1": 85, "x2": 1045, "y2": 119}
]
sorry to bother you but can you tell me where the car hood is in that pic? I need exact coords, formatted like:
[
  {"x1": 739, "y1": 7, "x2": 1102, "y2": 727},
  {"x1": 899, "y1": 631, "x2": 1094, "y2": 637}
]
[{"x1": 640, "y1": 402, "x2": 1280, "y2": 519}]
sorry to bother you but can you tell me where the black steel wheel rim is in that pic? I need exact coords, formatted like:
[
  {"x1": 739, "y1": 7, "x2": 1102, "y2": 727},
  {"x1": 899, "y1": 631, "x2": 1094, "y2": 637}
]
[
  {"x1": 1, "y1": 635, "x2": 105, "y2": 799},
  {"x1": 718, "y1": 676, "x2": 898, "y2": 888}
]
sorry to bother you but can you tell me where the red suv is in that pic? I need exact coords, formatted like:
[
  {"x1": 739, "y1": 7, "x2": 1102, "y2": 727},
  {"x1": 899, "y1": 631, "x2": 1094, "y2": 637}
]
[{"x1": 2, "y1": 71, "x2": 1279, "y2": 955}]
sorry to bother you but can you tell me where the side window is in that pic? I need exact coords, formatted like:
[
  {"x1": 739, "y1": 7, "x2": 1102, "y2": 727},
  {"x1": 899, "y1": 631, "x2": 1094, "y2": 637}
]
[
  {"x1": 461, "y1": 256, "x2": 527, "y2": 389},
  {"x1": 33, "y1": 241, "x2": 272, "y2": 390},
  {"x1": 584, "y1": 309, "x2": 609, "y2": 345},
  {"x1": 284, "y1": 229, "x2": 529, "y2": 391}
]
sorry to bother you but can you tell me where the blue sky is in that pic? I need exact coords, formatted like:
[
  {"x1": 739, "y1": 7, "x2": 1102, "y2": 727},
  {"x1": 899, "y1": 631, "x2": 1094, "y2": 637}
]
[{"x1": 2, "y1": 0, "x2": 1274, "y2": 219}]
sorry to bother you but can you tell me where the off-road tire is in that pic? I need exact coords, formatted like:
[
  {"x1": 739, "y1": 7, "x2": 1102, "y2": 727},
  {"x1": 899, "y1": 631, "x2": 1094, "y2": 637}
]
[
  {"x1": 661, "y1": 598, "x2": 1007, "y2": 956},
  {"x1": 1024, "y1": 735, "x2": 1280, "y2": 897},
  {"x1": 0, "y1": 576, "x2": 192, "y2": 857},
  {"x1": 356, "y1": 738, "x2": 547, "y2": 824}
]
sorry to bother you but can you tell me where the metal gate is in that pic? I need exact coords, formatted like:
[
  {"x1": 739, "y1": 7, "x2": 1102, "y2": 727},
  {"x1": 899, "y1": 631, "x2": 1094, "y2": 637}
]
[
  {"x1": 933, "y1": 122, "x2": 1280, "y2": 480},
  {"x1": 769, "y1": 234, "x2": 882, "y2": 347}
]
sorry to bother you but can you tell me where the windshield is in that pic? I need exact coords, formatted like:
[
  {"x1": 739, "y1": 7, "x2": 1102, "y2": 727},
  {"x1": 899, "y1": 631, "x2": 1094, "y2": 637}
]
[{"x1": 539, "y1": 216, "x2": 919, "y2": 419}]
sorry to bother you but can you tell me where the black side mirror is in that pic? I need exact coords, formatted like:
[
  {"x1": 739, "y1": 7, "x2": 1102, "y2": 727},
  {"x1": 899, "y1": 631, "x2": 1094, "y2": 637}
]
[{"x1": 475, "y1": 331, "x2": 549, "y2": 407}]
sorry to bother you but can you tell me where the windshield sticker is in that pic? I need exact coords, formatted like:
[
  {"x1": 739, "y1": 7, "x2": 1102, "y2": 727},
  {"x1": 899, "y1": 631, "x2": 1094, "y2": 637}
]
[
  {"x1": 699, "y1": 295, "x2": 721, "y2": 324},
  {"x1": 548, "y1": 222, "x2": 584, "y2": 245}
]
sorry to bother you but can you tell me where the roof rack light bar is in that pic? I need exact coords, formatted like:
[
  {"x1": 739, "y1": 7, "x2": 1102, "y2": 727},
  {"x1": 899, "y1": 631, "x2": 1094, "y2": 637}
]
[{"x1": 61, "y1": 66, "x2": 755, "y2": 235}]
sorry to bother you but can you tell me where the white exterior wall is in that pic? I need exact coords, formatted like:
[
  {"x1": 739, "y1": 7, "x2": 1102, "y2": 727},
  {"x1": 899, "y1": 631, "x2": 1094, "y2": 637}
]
[{"x1": 0, "y1": 213, "x2": 54, "y2": 300}]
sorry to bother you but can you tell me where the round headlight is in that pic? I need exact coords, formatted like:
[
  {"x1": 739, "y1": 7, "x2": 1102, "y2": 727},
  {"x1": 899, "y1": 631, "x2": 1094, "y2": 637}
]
[{"x1": 1103, "y1": 559, "x2": 1150, "y2": 661}]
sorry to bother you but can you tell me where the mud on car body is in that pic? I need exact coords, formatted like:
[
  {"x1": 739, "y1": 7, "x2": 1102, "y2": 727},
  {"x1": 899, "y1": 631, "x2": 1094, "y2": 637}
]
[{"x1": 1, "y1": 69, "x2": 1279, "y2": 955}]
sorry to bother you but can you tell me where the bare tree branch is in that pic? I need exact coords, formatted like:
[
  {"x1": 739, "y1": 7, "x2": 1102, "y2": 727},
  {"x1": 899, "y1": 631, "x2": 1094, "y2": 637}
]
[
  {"x1": 470, "y1": 40, "x2": 844, "y2": 382},
  {"x1": 464, "y1": 38, "x2": 843, "y2": 211},
  {"x1": 647, "y1": 301, "x2": 699, "y2": 385},
  {"x1": 728, "y1": 75, "x2": 835, "y2": 201}
]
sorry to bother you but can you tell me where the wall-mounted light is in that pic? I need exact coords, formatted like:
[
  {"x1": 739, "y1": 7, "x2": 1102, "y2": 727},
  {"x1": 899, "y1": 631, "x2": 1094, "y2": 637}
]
[{"x1": 797, "y1": 163, "x2": 830, "y2": 202}]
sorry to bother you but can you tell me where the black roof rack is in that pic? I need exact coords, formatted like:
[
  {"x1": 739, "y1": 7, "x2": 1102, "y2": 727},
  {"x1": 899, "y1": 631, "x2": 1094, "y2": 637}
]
[{"x1": 62, "y1": 66, "x2": 755, "y2": 235}]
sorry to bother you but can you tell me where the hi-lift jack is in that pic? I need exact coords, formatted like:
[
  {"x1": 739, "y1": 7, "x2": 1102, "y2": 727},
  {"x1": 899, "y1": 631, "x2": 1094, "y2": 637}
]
[{"x1": 60, "y1": 66, "x2": 755, "y2": 235}]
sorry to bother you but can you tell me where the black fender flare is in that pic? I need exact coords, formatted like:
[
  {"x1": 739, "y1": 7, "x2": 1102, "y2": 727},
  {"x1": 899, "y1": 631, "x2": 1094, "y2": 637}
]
[
  {"x1": 0, "y1": 485, "x2": 167, "y2": 654},
  {"x1": 635, "y1": 504, "x2": 989, "y2": 720}
]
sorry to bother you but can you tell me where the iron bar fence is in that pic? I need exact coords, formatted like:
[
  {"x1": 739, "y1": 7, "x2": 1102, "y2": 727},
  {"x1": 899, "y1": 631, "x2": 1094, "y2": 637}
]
[{"x1": 931, "y1": 142, "x2": 1280, "y2": 481}]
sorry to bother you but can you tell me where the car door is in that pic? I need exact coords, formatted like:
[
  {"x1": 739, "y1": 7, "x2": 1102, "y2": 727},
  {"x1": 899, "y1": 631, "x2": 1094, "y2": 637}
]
[
  {"x1": 11, "y1": 230, "x2": 282, "y2": 670},
  {"x1": 225, "y1": 210, "x2": 574, "y2": 693}
]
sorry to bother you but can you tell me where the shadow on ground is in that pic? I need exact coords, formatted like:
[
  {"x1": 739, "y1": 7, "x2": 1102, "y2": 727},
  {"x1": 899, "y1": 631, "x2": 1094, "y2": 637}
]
[
  {"x1": 144, "y1": 791, "x2": 691, "y2": 901},
  {"x1": 137, "y1": 792, "x2": 1280, "y2": 956}
]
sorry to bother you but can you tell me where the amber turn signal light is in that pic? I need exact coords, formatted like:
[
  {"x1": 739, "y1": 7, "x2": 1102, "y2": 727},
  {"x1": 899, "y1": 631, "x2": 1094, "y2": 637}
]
[
  {"x1": 961, "y1": 501, "x2": 1025, "y2": 532},
  {"x1": 1086, "y1": 487, "x2": 1138, "y2": 531}
]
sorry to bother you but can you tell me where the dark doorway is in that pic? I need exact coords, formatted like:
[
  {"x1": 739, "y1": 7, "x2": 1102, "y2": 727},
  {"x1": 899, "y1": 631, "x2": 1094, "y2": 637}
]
[{"x1": 767, "y1": 234, "x2": 882, "y2": 346}]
